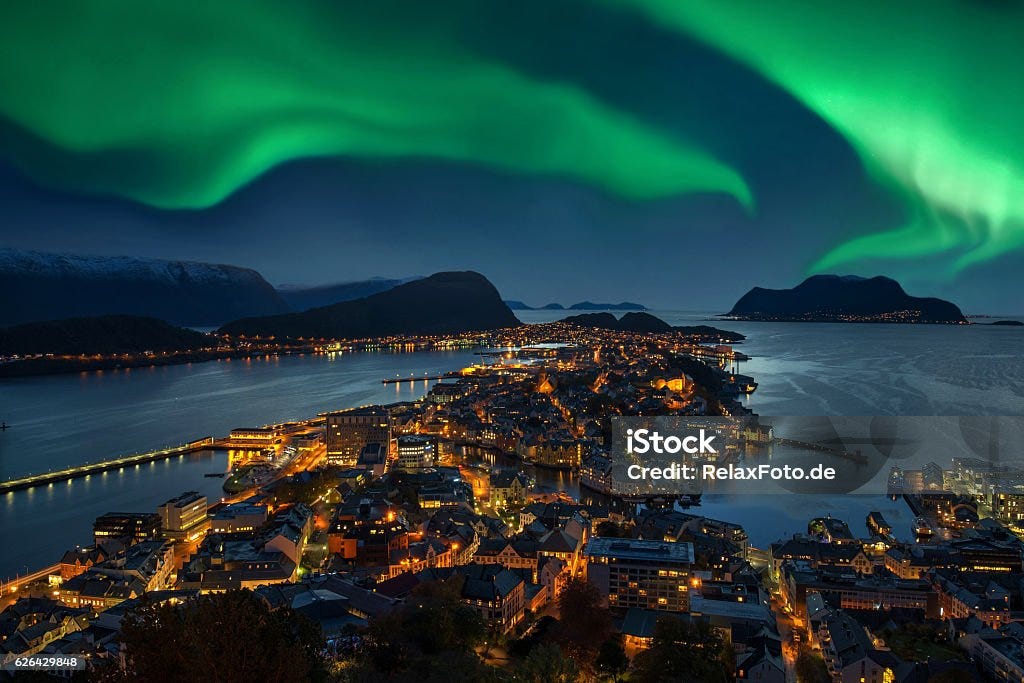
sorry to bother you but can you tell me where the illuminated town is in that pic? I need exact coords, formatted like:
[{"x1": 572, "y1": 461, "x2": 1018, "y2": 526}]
[{"x1": 2, "y1": 320, "x2": 1022, "y2": 681}]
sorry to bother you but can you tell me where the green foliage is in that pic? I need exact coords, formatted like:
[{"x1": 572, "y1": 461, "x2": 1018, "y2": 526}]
[
  {"x1": 595, "y1": 638, "x2": 630, "y2": 681},
  {"x1": 631, "y1": 618, "x2": 730, "y2": 683},
  {"x1": 268, "y1": 473, "x2": 336, "y2": 506},
  {"x1": 880, "y1": 622, "x2": 965, "y2": 663},
  {"x1": 347, "y1": 576, "x2": 493, "y2": 681},
  {"x1": 794, "y1": 648, "x2": 829, "y2": 683},
  {"x1": 96, "y1": 590, "x2": 326, "y2": 683},
  {"x1": 514, "y1": 643, "x2": 580, "y2": 683},
  {"x1": 553, "y1": 577, "x2": 613, "y2": 660}
]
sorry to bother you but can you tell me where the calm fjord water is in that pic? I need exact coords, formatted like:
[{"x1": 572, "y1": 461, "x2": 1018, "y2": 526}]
[{"x1": 1, "y1": 314, "x2": 1022, "y2": 578}]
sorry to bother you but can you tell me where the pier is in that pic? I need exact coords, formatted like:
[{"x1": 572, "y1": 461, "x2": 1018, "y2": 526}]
[
  {"x1": 771, "y1": 437, "x2": 869, "y2": 463},
  {"x1": 0, "y1": 437, "x2": 215, "y2": 494},
  {"x1": 381, "y1": 372, "x2": 458, "y2": 384}
]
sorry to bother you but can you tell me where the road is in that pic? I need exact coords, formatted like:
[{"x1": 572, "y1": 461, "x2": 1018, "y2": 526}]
[
  {"x1": 770, "y1": 594, "x2": 800, "y2": 683},
  {"x1": 0, "y1": 564, "x2": 60, "y2": 609}
]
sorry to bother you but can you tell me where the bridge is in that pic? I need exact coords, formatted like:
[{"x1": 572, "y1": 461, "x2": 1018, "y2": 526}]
[{"x1": 0, "y1": 437, "x2": 214, "y2": 494}]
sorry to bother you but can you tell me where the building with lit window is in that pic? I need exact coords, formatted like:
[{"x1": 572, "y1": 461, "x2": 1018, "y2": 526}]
[
  {"x1": 93, "y1": 512, "x2": 162, "y2": 545},
  {"x1": 396, "y1": 434, "x2": 436, "y2": 471},
  {"x1": 991, "y1": 486, "x2": 1024, "y2": 526},
  {"x1": 584, "y1": 538, "x2": 694, "y2": 613},
  {"x1": 325, "y1": 407, "x2": 392, "y2": 466},
  {"x1": 209, "y1": 503, "x2": 268, "y2": 534},
  {"x1": 157, "y1": 491, "x2": 208, "y2": 541},
  {"x1": 226, "y1": 426, "x2": 283, "y2": 447}
]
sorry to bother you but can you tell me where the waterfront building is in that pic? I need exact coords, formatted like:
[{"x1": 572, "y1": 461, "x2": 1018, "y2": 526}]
[
  {"x1": 488, "y1": 470, "x2": 529, "y2": 508},
  {"x1": 92, "y1": 512, "x2": 162, "y2": 545},
  {"x1": 209, "y1": 502, "x2": 268, "y2": 534},
  {"x1": 396, "y1": 434, "x2": 436, "y2": 471},
  {"x1": 579, "y1": 454, "x2": 613, "y2": 495},
  {"x1": 325, "y1": 407, "x2": 392, "y2": 466},
  {"x1": 584, "y1": 538, "x2": 694, "y2": 613},
  {"x1": 532, "y1": 438, "x2": 585, "y2": 468},
  {"x1": 157, "y1": 490, "x2": 208, "y2": 541},
  {"x1": 227, "y1": 426, "x2": 283, "y2": 447}
]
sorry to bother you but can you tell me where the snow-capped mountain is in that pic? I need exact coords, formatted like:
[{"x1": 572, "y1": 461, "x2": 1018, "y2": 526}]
[{"x1": 0, "y1": 249, "x2": 289, "y2": 326}]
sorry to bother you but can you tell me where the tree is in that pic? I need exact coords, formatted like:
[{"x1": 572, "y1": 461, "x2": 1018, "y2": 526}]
[
  {"x1": 553, "y1": 578, "x2": 613, "y2": 661},
  {"x1": 631, "y1": 617, "x2": 730, "y2": 683},
  {"x1": 794, "y1": 648, "x2": 830, "y2": 683},
  {"x1": 594, "y1": 638, "x2": 629, "y2": 681},
  {"x1": 515, "y1": 643, "x2": 579, "y2": 683},
  {"x1": 97, "y1": 590, "x2": 326, "y2": 683},
  {"x1": 351, "y1": 576, "x2": 493, "y2": 681}
]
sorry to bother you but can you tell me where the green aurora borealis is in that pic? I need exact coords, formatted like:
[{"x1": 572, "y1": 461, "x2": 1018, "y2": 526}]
[
  {"x1": 2, "y1": 1, "x2": 1024, "y2": 277},
  {"x1": 614, "y1": 0, "x2": 1024, "y2": 273},
  {"x1": 0, "y1": 2, "x2": 749, "y2": 209}
]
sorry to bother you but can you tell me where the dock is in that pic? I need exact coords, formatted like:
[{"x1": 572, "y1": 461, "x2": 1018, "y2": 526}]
[
  {"x1": 771, "y1": 437, "x2": 869, "y2": 463},
  {"x1": 0, "y1": 437, "x2": 215, "y2": 494},
  {"x1": 381, "y1": 372, "x2": 458, "y2": 384}
]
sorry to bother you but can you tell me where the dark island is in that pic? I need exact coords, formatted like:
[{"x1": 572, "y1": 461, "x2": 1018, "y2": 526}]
[
  {"x1": 727, "y1": 275, "x2": 967, "y2": 324},
  {"x1": 220, "y1": 271, "x2": 521, "y2": 339},
  {"x1": 0, "y1": 315, "x2": 249, "y2": 377},
  {"x1": 0, "y1": 315, "x2": 212, "y2": 356},
  {"x1": 559, "y1": 311, "x2": 744, "y2": 341}
]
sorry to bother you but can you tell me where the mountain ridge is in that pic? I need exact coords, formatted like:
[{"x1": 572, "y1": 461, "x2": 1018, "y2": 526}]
[
  {"x1": 220, "y1": 271, "x2": 520, "y2": 339},
  {"x1": 278, "y1": 276, "x2": 423, "y2": 311},
  {"x1": 0, "y1": 248, "x2": 288, "y2": 326}
]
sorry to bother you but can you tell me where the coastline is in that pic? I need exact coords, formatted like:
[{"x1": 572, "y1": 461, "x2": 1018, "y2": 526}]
[
  {"x1": 0, "y1": 348, "x2": 312, "y2": 379},
  {"x1": 717, "y1": 315, "x2": 971, "y2": 324}
]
